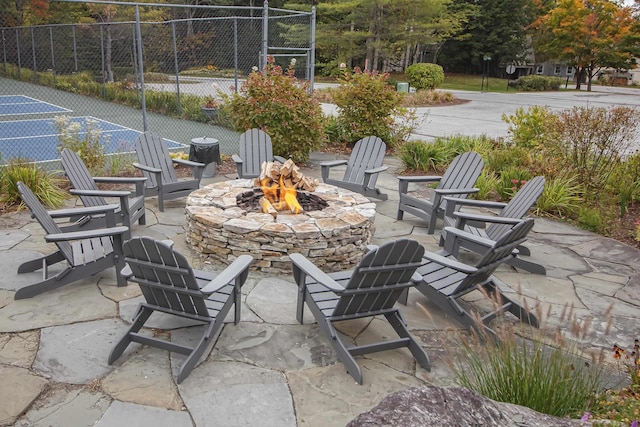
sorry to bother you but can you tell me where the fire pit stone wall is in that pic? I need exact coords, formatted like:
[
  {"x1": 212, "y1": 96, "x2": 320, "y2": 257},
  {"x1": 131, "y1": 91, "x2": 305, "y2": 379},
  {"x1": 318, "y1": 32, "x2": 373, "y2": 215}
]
[{"x1": 185, "y1": 180, "x2": 377, "y2": 273}]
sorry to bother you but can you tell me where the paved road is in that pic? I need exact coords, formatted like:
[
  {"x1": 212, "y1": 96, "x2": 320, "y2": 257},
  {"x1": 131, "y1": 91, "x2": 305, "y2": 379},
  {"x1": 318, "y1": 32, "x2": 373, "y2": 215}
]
[{"x1": 411, "y1": 86, "x2": 640, "y2": 141}]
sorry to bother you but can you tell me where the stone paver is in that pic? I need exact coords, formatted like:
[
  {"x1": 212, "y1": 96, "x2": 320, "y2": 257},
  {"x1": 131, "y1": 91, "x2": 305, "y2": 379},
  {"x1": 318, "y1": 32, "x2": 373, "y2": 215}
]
[
  {"x1": 1, "y1": 148, "x2": 639, "y2": 426},
  {"x1": 14, "y1": 388, "x2": 111, "y2": 427},
  {"x1": 0, "y1": 365, "x2": 48, "y2": 426}
]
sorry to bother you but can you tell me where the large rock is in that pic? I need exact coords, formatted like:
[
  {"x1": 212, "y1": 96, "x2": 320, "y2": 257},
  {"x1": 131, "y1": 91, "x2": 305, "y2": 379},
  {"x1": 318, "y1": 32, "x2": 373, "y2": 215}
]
[{"x1": 347, "y1": 386, "x2": 583, "y2": 427}]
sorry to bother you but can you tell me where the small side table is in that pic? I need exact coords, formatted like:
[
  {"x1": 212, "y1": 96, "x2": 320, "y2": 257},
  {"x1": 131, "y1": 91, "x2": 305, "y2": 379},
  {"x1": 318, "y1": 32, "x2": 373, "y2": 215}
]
[{"x1": 189, "y1": 137, "x2": 220, "y2": 178}]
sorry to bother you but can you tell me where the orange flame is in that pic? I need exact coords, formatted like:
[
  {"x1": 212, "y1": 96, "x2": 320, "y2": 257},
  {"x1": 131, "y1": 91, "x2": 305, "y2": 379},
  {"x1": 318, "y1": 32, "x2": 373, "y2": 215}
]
[{"x1": 259, "y1": 176, "x2": 302, "y2": 214}]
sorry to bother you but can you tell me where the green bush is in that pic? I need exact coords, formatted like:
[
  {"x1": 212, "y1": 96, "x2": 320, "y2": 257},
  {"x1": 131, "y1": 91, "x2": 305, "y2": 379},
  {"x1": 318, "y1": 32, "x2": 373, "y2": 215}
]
[
  {"x1": 608, "y1": 153, "x2": 640, "y2": 216},
  {"x1": 502, "y1": 106, "x2": 557, "y2": 149},
  {"x1": 509, "y1": 75, "x2": 564, "y2": 91},
  {"x1": 405, "y1": 63, "x2": 445, "y2": 90},
  {"x1": 1, "y1": 160, "x2": 67, "y2": 208},
  {"x1": 332, "y1": 68, "x2": 405, "y2": 145},
  {"x1": 483, "y1": 145, "x2": 532, "y2": 173},
  {"x1": 224, "y1": 57, "x2": 324, "y2": 162}
]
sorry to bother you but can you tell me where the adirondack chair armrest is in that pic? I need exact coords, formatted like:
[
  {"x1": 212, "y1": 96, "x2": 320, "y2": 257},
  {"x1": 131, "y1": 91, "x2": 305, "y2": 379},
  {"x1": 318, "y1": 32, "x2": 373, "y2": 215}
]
[
  {"x1": 44, "y1": 225, "x2": 129, "y2": 242},
  {"x1": 453, "y1": 211, "x2": 523, "y2": 229},
  {"x1": 273, "y1": 155, "x2": 287, "y2": 164},
  {"x1": 320, "y1": 159, "x2": 348, "y2": 168},
  {"x1": 133, "y1": 162, "x2": 162, "y2": 174},
  {"x1": 411, "y1": 271, "x2": 423, "y2": 284},
  {"x1": 443, "y1": 226, "x2": 498, "y2": 249},
  {"x1": 398, "y1": 175, "x2": 441, "y2": 194},
  {"x1": 48, "y1": 203, "x2": 120, "y2": 219},
  {"x1": 92, "y1": 176, "x2": 148, "y2": 184},
  {"x1": 364, "y1": 165, "x2": 388, "y2": 175},
  {"x1": 320, "y1": 160, "x2": 348, "y2": 181},
  {"x1": 173, "y1": 158, "x2": 206, "y2": 169},
  {"x1": 434, "y1": 187, "x2": 479, "y2": 196},
  {"x1": 443, "y1": 196, "x2": 507, "y2": 211},
  {"x1": 70, "y1": 189, "x2": 131, "y2": 198},
  {"x1": 232, "y1": 154, "x2": 243, "y2": 165},
  {"x1": 200, "y1": 255, "x2": 254, "y2": 294},
  {"x1": 289, "y1": 253, "x2": 345, "y2": 293},
  {"x1": 93, "y1": 176, "x2": 147, "y2": 196},
  {"x1": 421, "y1": 250, "x2": 478, "y2": 274}
]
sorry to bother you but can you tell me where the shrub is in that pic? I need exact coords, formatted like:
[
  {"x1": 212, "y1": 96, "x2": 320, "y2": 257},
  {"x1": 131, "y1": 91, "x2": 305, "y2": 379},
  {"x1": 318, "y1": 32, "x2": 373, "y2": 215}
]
[
  {"x1": 454, "y1": 324, "x2": 606, "y2": 418},
  {"x1": 400, "y1": 89, "x2": 456, "y2": 107},
  {"x1": 483, "y1": 145, "x2": 532, "y2": 174},
  {"x1": 54, "y1": 116, "x2": 106, "y2": 174},
  {"x1": 1, "y1": 160, "x2": 67, "y2": 208},
  {"x1": 576, "y1": 206, "x2": 606, "y2": 233},
  {"x1": 332, "y1": 68, "x2": 405, "y2": 146},
  {"x1": 502, "y1": 106, "x2": 557, "y2": 149},
  {"x1": 224, "y1": 57, "x2": 324, "y2": 162},
  {"x1": 608, "y1": 153, "x2": 640, "y2": 216},
  {"x1": 549, "y1": 106, "x2": 640, "y2": 194},
  {"x1": 405, "y1": 63, "x2": 445, "y2": 90},
  {"x1": 509, "y1": 75, "x2": 564, "y2": 91}
]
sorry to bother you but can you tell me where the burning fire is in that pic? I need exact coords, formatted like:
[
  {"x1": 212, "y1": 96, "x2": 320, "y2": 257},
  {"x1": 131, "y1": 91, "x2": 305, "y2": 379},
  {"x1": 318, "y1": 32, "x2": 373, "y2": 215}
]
[{"x1": 259, "y1": 175, "x2": 303, "y2": 215}]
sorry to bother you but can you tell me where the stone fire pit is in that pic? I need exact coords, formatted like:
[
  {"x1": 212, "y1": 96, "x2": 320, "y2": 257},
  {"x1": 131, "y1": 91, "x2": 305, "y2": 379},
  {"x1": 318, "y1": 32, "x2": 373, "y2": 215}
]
[{"x1": 186, "y1": 180, "x2": 377, "y2": 273}]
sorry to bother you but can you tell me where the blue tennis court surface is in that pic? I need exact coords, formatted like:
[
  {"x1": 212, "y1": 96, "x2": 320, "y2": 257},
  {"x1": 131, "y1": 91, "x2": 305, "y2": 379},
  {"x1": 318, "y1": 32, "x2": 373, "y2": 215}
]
[
  {"x1": 0, "y1": 116, "x2": 186, "y2": 163},
  {"x1": 0, "y1": 95, "x2": 72, "y2": 116}
]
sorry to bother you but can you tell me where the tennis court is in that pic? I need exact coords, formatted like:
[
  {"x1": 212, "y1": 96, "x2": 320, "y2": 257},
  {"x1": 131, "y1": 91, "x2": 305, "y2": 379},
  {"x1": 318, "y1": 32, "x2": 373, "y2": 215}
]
[
  {"x1": 0, "y1": 95, "x2": 72, "y2": 116},
  {"x1": 0, "y1": 95, "x2": 185, "y2": 164}
]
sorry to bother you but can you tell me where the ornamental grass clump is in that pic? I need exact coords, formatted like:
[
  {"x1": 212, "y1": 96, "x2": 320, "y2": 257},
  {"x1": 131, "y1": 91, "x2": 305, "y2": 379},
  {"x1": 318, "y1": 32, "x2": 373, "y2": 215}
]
[
  {"x1": 1, "y1": 159, "x2": 67, "y2": 208},
  {"x1": 224, "y1": 57, "x2": 324, "y2": 163},
  {"x1": 453, "y1": 302, "x2": 607, "y2": 418}
]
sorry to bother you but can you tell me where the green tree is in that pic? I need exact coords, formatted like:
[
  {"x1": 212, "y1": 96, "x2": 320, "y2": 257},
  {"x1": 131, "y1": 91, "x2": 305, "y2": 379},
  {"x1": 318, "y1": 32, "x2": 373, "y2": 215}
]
[
  {"x1": 534, "y1": 0, "x2": 640, "y2": 91},
  {"x1": 438, "y1": 0, "x2": 536, "y2": 75},
  {"x1": 309, "y1": 0, "x2": 466, "y2": 75}
]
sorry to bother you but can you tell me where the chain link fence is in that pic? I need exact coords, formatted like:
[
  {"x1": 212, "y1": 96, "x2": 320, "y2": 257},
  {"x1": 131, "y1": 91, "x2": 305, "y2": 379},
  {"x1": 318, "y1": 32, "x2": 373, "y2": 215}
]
[{"x1": 0, "y1": 1, "x2": 314, "y2": 170}]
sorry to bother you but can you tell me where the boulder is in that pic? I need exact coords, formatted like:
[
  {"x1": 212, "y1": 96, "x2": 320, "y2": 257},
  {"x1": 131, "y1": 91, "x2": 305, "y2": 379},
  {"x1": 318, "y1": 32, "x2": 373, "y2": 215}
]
[{"x1": 347, "y1": 386, "x2": 584, "y2": 427}]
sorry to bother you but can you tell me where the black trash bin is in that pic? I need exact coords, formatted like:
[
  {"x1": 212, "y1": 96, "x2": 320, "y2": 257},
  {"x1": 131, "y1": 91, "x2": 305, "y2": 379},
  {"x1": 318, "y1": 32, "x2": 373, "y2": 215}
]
[{"x1": 189, "y1": 137, "x2": 220, "y2": 178}]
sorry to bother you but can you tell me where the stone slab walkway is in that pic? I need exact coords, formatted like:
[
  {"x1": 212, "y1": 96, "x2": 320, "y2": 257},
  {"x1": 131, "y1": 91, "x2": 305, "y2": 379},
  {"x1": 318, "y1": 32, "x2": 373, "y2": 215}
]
[{"x1": 0, "y1": 152, "x2": 638, "y2": 426}]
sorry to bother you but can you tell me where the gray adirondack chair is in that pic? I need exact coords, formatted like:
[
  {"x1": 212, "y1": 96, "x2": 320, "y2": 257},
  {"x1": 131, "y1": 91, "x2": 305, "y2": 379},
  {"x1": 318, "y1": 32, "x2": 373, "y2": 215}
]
[
  {"x1": 290, "y1": 238, "x2": 431, "y2": 384},
  {"x1": 15, "y1": 182, "x2": 128, "y2": 300},
  {"x1": 320, "y1": 136, "x2": 389, "y2": 200},
  {"x1": 61, "y1": 148, "x2": 146, "y2": 236},
  {"x1": 397, "y1": 151, "x2": 484, "y2": 234},
  {"x1": 412, "y1": 218, "x2": 538, "y2": 338},
  {"x1": 108, "y1": 237, "x2": 253, "y2": 384},
  {"x1": 232, "y1": 129, "x2": 287, "y2": 179},
  {"x1": 133, "y1": 131, "x2": 205, "y2": 212},
  {"x1": 441, "y1": 176, "x2": 546, "y2": 275}
]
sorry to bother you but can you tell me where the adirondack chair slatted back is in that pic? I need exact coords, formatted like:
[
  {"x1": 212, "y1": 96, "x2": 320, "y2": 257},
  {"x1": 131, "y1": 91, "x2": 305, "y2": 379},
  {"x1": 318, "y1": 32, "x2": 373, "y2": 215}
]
[
  {"x1": 343, "y1": 136, "x2": 386, "y2": 188},
  {"x1": 17, "y1": 182, "x2": 73, "y2": 262},
  {"x1": 487, "y1": 176, "x2": 545, "y2": 241},
  {"x1": 437, "y1": 151, "x2": 484, "y2": 207},
  {"x1": 61, "y1": 149, "x2": 108, "y2": 208},
  {"x1": 135, "y1": 132, "x2": 178, "y2": 188},
  {"x1": 462, "y1": 218, "x2": 535, "y2": 287},
  {"x1": 333, "y1": 239, "x2": 425, "y2": 316},
  {"x1": 123, "y1": 237, "x2": 208, "y2": 316},
  {"x1": 239, "y1": 129, "x2": 273, "y2": 178}
]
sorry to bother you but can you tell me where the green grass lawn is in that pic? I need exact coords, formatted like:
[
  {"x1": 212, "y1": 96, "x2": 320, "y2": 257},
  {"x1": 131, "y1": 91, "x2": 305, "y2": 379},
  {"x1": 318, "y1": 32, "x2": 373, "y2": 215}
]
[{"x1": 440, "y1": 73, "x2": 514, "y2": 93}]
